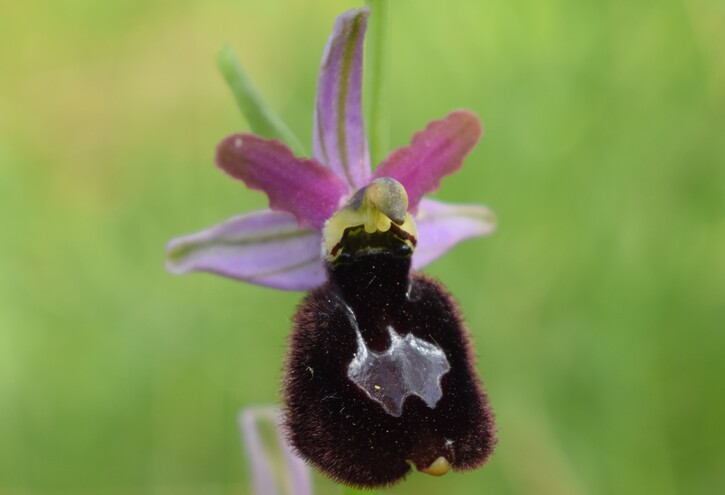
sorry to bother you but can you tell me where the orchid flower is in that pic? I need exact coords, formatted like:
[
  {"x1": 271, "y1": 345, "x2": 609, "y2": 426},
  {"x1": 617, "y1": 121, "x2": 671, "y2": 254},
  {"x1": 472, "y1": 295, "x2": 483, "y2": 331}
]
[
  {"x1": 166, "y1": 6, "x2": 497, "y2": 489},
  {"x1": 165, "y1": 9, "x2": 496, "y2": 291}
]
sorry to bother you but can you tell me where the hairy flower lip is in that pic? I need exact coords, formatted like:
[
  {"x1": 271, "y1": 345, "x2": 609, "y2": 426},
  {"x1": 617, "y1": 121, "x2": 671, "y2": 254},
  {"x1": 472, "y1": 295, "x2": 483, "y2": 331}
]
[{"x1": 285, "y1": 269, "x2": 497, "y2": 488}]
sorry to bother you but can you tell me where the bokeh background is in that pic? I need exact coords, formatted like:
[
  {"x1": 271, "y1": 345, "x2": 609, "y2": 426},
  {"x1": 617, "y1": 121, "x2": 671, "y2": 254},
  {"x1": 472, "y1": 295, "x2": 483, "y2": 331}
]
[{"x1": 1, "y1": 0, "x2": 724, "y2": 493}]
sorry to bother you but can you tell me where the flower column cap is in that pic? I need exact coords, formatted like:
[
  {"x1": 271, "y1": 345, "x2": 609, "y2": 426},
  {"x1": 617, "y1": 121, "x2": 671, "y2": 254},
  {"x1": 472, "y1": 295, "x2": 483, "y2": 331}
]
[
  {"x1": 363, "y1": 177, "x2": 409, "y2": 226},
  {"x1": 322, "y1": 177, "x2": 417, "y2": 263}
]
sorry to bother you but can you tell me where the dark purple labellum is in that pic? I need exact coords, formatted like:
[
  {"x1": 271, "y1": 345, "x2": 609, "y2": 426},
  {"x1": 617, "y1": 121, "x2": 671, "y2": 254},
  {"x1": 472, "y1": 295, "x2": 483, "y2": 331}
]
[{"x1": 283, "y1": 244, "x2": 496, "y2": 488}]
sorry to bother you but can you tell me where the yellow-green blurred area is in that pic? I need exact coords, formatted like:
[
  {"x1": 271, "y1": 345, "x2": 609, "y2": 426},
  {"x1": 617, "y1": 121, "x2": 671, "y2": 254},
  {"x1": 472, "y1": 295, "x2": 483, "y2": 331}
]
[{"x1": 1, "y1": 0, "x2": 724, "y2": 493}]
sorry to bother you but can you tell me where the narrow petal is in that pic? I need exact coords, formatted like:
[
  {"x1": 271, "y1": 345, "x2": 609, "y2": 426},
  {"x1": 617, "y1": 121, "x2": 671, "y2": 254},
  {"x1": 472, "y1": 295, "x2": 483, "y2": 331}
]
[
  {"x1": 239, "y1": 409, "x2": 277, "y2": 495},
  {"x1": 239, "y1": 407, "x2": 313, "y2": 495},
  {"x1": 313, "y1": 7, "x2": 371, "y2": 189},
  {"x1": 166, "y1": 209, "x2": 326, "y2": 291},
  {"x1": 374, "y1": 110, "x2": 483, "y2": 212},
  {"x1": 276, "y1": 411, "x2": 313, "y2": 495},
  {"x1": 412, "y1": 198, "x2": 496, "y2": 269},
  {"x1": 216, "y1": 134, "x2": 348, "y2": 229}
]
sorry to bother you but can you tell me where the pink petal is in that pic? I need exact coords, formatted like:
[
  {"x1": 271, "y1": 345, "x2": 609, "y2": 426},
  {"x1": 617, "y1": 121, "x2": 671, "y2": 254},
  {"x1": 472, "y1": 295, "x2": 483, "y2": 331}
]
[
  {"x1": 217, "y1": 134, "x2": 348, "y2": 229},
  {"x1": 166, "y1": 209, "x2": 326, "y2": 291},
  {"x1": 313, "y1": 7, "x2": 371, "y2": 189},
  {"x1": 374, "y1": 110, "x2": 483, "y2": 212},
  {"x1": 413, "y1": 198, "x2": 497, "y2": 269}
]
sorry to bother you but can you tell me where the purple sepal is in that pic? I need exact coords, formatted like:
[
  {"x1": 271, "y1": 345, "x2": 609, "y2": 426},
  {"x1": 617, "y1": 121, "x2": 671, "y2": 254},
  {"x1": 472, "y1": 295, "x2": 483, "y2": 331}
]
[
  {"x1": 413, "y1": 198, "x2": 497, "y2": 269},
  {"x1": 239, "y1": 407, "x2": 313, "y2": 495},
  {"x1": 216, "y1": 134, "x2": 348, "y2": 229},
  {"x1": 374, "y1": 110, "x2": 483, "y2": 212},
  {"x1": 313, "y1": 7, "x2": 371, "y2": 189},
  {"x1": 166, "y1": 209, "x2": 326, "y2": 291}
]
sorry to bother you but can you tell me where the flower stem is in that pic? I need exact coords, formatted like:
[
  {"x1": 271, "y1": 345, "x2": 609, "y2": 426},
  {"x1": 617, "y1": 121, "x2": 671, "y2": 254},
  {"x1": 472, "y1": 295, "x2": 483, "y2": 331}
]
[
  {"x1": 365, "y1": 0, "x2": 391, "y2": 166},
  {"x1": 217, "y1": 44, "x2": 307, "y2": 156}
]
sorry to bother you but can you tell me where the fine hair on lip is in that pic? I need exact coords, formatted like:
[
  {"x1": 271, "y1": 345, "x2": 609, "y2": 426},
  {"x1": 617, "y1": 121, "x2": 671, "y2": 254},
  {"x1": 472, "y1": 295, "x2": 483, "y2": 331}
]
[{"x1": 283, "y1": 256, "x2": 496, "y2": 488}]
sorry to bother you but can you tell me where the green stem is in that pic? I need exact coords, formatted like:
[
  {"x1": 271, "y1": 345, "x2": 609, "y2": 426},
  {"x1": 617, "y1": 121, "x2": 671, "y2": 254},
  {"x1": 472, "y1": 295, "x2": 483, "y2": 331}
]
[
  {"x1": 216, "y1": 44, "x2": 306, "y2": 156},
  {"x1": 365, "y1": 0, "x2": 391, "y2": 166}
]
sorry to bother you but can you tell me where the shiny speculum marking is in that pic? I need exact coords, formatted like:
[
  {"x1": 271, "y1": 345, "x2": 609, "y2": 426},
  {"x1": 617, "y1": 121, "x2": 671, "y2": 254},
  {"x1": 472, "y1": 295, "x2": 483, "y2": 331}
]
[{"x1": 343, "y1": 304, "x2": 450, "y2": 417}]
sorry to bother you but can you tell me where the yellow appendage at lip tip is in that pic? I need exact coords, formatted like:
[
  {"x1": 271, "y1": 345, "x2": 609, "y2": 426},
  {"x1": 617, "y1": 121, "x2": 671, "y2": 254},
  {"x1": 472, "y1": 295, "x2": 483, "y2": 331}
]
[{"x1": 419, "y1": 456, "x2": 451, "y2": 476}]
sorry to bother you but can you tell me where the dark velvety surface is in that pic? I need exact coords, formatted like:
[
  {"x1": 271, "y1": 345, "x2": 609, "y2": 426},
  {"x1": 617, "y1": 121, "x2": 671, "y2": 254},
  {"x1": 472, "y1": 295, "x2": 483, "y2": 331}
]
[{"x1": 283, "y1": 252, "x2": 496, "y2": 488}]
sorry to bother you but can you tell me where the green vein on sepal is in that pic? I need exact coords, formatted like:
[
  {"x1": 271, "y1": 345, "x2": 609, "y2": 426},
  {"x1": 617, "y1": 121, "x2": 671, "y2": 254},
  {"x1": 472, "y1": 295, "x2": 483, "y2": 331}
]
[
  {"x1": 365, "y1": 0, "x2": 391, "y2": 166},
  {"x1": 216, "y1": 44, "x2": 306, "y2": 156},
  {"x1": 167, "y1": 227, "x2": 313, "y2": 264},
  {"x1": 336, "y1": 13, "x2": 364, "y2": 187}
]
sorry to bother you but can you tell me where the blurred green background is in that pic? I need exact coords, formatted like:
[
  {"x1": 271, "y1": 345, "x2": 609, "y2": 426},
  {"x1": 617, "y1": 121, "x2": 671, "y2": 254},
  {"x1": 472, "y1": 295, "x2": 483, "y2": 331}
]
[{"x1": 1, "y1": 0, "x2": 724, "y2": 493}]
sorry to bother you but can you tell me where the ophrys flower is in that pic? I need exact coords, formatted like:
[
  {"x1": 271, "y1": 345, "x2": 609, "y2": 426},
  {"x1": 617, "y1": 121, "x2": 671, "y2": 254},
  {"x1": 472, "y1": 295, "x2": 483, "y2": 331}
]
[{"x1": 166, "y1": 6, "x2": 497, "y2": 488}]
